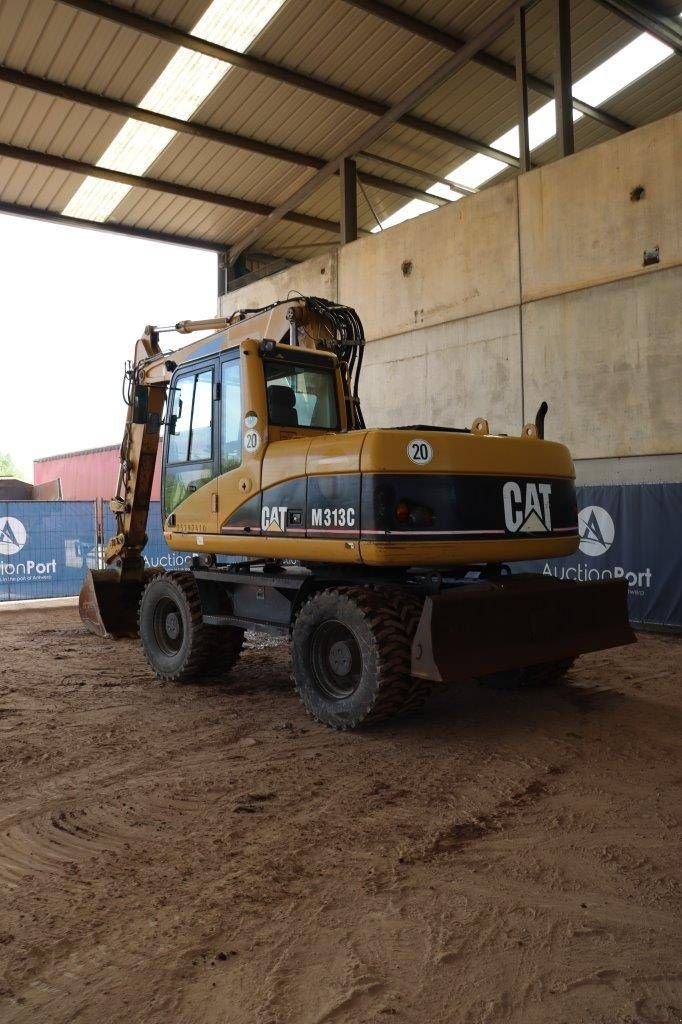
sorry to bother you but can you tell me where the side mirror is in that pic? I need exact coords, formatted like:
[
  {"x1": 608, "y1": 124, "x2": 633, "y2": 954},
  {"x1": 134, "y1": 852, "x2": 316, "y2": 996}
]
[{"x1": 166, "y1": 392, "x2": 182, "y2": 434}]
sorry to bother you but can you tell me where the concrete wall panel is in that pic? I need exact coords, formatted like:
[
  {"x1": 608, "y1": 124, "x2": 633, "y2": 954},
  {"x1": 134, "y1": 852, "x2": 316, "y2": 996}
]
[
  {"x1": 361, "y1": 308, "x2": 523, "y2": 436},
  {"x1": 220, "y1": 250, "x2": 337, "y2": 315},
  {"x1": 522, "y1": 266, "x2": 682, "y2": 459},
  {"x1": 519, "y1": 112, "x2": 682, "y2": 303},
  {"x1": 338, "y1": 180, "x2": 519, "y2": 342},
  {"x1": 217, "y1": 115, "x2": 680, "y2": 478}
]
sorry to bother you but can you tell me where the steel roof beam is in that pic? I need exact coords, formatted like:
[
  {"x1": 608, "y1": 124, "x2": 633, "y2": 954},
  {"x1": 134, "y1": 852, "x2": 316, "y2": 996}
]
[
  {"x1": 343, "y1": 0, "x2": 634, "y2": 134},
  {"x1": 0, "y1": 200, "x2": 229, "y2": 251},
  {"x1": 358, "y1": 150, "x2": 477, "y2": 194},
  {"x1": 55, "y1": 0, "x2": 521, "y2": 168},
  {"x1": 229, "y1": 0, "x2": 531, "y2": 263},
  {"x1": 592, "y1": 0, "x2": 682, "y2": 53},
  {"x1": 0, "y1": 66, "x2": 454, "y2": 208},
  {"x1": 0, "y1": 142, "x2": 345, "y2": 235}
]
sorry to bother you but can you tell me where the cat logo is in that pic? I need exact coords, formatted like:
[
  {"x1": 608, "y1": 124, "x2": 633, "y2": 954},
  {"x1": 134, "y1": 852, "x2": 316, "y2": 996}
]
[
  {"x1": 261, "y1": 506, "x2": 287, "y2": 532},
  {"x1": 502, "y1": 481, "x2": 552, "y2": 534}
]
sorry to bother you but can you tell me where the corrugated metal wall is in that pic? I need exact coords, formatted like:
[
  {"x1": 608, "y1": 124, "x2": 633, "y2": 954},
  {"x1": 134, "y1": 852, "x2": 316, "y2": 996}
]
[{"x1": 34, "y1": 445, "x2": 162, "y2": 501}]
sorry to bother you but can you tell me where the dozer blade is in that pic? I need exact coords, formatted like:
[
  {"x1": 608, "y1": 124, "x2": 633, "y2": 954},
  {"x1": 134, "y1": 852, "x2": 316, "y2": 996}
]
[
  {"x1": 79, "y1": 569, "x2": 148, "y2": 639},
  {"x1": 411, "y1": 575, "x2": 636, "y2": 683}
]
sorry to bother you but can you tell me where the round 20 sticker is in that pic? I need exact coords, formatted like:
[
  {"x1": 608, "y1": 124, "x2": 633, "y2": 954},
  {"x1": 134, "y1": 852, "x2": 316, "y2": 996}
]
[
  {"x1": 407, "y1": 438, "x2": 433, "y2": 465},
  {"x1": 244, "y1": 429, "x2": 261, "y2": 453}
]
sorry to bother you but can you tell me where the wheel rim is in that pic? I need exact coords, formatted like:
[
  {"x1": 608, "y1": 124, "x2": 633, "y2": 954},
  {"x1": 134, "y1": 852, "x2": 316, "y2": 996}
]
[
  {"x1": 152, "y1": 596, "x2": 185, "y2": 656},
  {"x1": 309, "y1": 619, "x2": 363, "y2": 700}
]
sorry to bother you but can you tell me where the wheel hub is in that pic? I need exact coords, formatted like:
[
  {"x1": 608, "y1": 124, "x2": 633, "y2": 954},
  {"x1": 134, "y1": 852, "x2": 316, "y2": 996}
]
[
  {"x1": 328, "y1": 639, "x2": 352, "y2": 676},
  {"x1": 151, "y1": 596, "x2": 185, "y2": 656},
  {"x1": 309, "y1": 619, "x2": 362, "y2": 701},
  {"x1": 165, "y1": 611, "x2": 181, "y2": 640}
]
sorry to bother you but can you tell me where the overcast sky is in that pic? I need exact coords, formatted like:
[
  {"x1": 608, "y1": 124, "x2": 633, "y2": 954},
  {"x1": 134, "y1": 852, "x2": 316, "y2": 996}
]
[{"x1": 0, "y1": 213, "x2": 217, "y2": 479}]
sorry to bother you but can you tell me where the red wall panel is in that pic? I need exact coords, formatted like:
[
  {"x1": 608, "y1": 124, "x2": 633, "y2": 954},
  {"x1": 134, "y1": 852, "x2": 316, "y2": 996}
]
[{"x1": 34, "y1": 446, "x2": 162, "y2": 501}]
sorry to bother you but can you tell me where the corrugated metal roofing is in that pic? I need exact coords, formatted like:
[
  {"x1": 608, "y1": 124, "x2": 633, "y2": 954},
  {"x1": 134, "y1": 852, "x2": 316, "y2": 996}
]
[{"x1": 0, "y1": 0, "x2": 680, "y2": 259}]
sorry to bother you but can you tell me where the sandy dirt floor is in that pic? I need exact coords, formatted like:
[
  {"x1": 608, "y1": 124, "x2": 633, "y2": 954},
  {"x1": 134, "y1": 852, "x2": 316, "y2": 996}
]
[{"x1": 0, "y1": 607, "x2": 680, "y2": 1024}]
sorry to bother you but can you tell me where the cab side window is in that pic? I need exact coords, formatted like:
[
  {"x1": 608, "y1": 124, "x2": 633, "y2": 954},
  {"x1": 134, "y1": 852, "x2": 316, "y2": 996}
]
[
  {"x1": 167, "y1": 374, "x2": 194, "y2": 463},
  {"x1": 221, "y1": 359, "x2": 242, "y2": 472},
  {"x1": 188, "y1": 371, "x2": 213, "y2": 461},
  {"x1": 168, "y1": 369, "x2": 214, "y2": 463}
]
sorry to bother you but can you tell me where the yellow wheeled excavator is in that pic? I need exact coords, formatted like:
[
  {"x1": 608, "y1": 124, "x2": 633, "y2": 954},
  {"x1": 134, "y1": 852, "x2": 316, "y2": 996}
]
[{"x1": 80, "y1": 296, "x2": 634, "y2": 728}]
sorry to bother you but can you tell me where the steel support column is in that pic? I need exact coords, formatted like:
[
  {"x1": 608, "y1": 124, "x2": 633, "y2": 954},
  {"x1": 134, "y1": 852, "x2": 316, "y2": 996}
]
[
  {"x1": 340, "y1": 158, "x2": 358, "y2": 244},
  {"x1": 553, "y1": 0, "x2": 574, "y2": 158},
  {"x1": 217, "y1": 252, "x2": 235, "y2": 296},
  {"x1": 515, "y1": 6, "x2": 531, "y2": 173}
]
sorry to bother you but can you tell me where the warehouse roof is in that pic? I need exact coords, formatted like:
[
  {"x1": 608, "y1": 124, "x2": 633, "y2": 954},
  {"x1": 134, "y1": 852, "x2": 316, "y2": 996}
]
[{"x1": 0, "y1": 0, "x2": 680, "y2": 264}]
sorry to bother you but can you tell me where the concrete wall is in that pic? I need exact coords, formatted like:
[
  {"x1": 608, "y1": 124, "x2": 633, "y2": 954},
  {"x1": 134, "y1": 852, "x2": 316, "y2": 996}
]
[{"x1": 221, "y1": 112, "x2": 682, "y2": 482}]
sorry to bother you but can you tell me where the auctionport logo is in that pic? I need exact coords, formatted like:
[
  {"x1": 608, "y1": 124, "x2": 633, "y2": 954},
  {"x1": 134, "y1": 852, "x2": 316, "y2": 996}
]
[
  {"x1": 544, "y1": 502, "x2": 653, "y2": 592},
  {"x1": 0, "y1": 517, "x2": 27, "y2": 556},
  {"x1": 578, "y1": 505, "x2": 615, "y2": 557}
]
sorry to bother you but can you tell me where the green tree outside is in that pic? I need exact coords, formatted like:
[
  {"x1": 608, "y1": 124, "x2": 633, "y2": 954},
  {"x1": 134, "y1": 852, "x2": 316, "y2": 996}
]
[{"x1": 0, "y1": 452, "x2": 19, "y2": 476}]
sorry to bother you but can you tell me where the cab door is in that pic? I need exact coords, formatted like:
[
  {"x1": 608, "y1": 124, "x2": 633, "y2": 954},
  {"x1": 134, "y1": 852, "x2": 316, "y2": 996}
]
[
  {"x1": 162, "y1": 359, "x2": 219, "y2": 535},
  {"x1": 216, "y1": 350, "x2": 262, "y2": 533}
]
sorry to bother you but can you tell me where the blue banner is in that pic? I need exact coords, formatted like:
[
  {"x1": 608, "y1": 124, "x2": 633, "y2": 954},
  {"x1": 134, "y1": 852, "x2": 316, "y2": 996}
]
[
  {"x1": 102, "y1": 502, "x2": 245, "y2": 571},
  {"x1": 513, "y1": 483, "x2": 682, "y2": 629},
  {"x1": 3, "y1": 485, "x2": 679, "y2": 628},
  {"x1": 0, "y1": 501, "x2": 97, "y2": 600},
  {"x1": 103, "y1": 503, "x2": 194, "y2": 572}
]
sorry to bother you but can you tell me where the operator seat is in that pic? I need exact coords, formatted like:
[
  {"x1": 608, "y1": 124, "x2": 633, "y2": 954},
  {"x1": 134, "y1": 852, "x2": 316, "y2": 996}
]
[{"x1": 267, "y1": 384, "x2": 299, "y2": 427}]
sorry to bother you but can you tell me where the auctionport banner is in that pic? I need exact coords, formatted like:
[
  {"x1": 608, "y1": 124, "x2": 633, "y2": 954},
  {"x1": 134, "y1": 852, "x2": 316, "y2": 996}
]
[
  {"x1": 514, "y1": 483, "x2": 682, "y2": 630},
  {"x1": 103, "y1": 502, "x2": 194, "y2": 572},
  {"x1": 0, "y1": 501, "x2": 97, "y2": 600},
  {"x1": 102, "y1": 502, "x2": 243, "y2": 571}
]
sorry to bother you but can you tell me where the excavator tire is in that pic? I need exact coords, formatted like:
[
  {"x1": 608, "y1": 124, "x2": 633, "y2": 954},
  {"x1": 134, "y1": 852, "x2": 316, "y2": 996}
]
[
  {"x1": 390, "y1": 590, "x2": 432, "y2": 714},
  {"x1": 292, "y1": 587, "x2": 412, "y2": 729},
  {"x1": 478, "y1": 657, "x2": 576, "y2": 690},
  {"x1": 138, "y1": 571, "x2": 211, "y2": 681}
]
